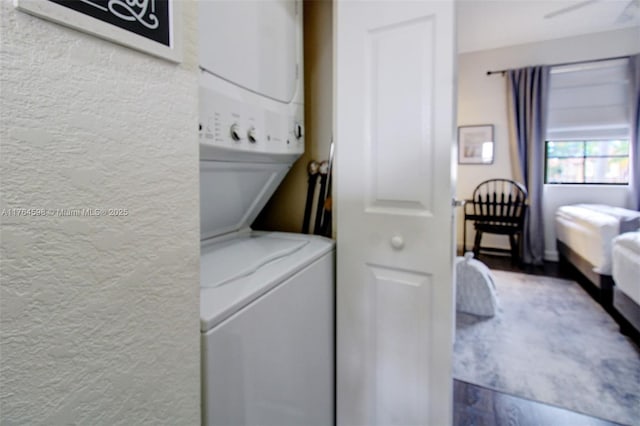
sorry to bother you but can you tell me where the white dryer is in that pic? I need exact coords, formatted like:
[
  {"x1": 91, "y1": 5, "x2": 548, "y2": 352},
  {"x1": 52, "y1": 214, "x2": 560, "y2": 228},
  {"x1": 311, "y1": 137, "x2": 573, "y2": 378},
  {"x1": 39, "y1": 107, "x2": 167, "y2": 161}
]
[{"x1": 198, "y1": 2, "x2": 335, "y2": 425}]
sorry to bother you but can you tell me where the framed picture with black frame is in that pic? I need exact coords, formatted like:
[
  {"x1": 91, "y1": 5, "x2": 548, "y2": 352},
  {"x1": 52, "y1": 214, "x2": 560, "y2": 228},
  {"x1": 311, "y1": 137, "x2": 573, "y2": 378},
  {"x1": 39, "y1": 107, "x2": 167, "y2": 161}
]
[
  {"x1": 15, "y1": 0, "x2": 182, "y2": 63},
  {"x1": 458, "y1": 124, "x2": 494, "y2": 165}
]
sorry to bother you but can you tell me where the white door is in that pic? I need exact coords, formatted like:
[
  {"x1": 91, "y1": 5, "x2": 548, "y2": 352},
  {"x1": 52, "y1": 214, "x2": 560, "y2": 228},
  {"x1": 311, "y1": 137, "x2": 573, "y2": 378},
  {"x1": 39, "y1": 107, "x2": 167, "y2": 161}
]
[{"x1": 335, "y1": 1, "x2": 456, "y2": 425}]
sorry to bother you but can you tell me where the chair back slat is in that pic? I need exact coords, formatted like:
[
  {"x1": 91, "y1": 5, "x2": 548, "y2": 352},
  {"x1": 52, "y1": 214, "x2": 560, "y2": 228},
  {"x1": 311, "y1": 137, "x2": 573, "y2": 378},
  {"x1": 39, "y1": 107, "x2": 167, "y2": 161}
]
[
  {"x1": 468, "y1": 179, "x2": 528, "y2": 227},
  {"x1": 512, "y1": 195, "x2": 517, "y2": 218},
  {"x1": 490, "y1": 191, "x2": 496, "y2": 218}
]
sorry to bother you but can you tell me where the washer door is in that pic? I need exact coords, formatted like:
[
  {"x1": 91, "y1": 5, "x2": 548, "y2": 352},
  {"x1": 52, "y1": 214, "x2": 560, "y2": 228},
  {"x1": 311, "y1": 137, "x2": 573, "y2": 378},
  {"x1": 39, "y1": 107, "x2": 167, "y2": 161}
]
[{"x1": 198, "y1": 0, "x2": 299, "y2": 103}]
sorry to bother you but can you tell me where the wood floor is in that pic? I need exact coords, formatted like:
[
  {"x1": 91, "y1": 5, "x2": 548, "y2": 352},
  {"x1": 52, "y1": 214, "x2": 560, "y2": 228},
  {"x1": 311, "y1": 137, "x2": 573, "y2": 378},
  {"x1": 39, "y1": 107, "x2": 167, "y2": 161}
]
[
  {"x1": 453, "y1": 253, "x2": 625, "y2": 426},
  {"x1": 468, "y1": 251, "x2": 566, "y2": 278}
]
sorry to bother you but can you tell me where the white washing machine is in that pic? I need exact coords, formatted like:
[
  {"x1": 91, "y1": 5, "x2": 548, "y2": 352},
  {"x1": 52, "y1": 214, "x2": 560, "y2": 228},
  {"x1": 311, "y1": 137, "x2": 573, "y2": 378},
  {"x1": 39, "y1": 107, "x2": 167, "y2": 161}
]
[{"x1": 198, "y1": 2, "x2": 335, "y2": 425}]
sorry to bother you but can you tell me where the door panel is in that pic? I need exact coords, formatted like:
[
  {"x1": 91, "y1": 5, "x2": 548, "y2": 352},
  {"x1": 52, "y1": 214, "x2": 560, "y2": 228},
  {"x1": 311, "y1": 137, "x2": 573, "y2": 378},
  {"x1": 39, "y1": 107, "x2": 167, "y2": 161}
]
[
  {"x1": 367, "y1": 17, "x2": 434, "y2": 214},
  {"x1": 335, "y1": 1, "x2": 456, "y2": 425},
  {"x1": 369, "y1": 265, "x2": 431, "y2": 425}
]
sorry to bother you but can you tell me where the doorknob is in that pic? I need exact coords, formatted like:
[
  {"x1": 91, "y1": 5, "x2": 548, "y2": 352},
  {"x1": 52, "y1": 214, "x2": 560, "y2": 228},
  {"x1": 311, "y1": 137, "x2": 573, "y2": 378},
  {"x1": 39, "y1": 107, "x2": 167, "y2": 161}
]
[
  {"x1": 390, "y1": 235, "x2": 404, "y2": 250},
  {"x1": 452, "y1": 199, "x2": 466, "y2": 207}
]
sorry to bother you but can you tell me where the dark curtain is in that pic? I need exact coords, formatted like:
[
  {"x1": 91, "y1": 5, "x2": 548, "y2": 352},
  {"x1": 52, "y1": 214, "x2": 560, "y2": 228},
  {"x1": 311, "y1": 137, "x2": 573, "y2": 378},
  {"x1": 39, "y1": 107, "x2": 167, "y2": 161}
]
[
  {"x1": 507, "y1": 66, "x2": 550, "y2": 265},
  {"x1": 629, "y1": 54, "x2": 640, "y2": 211}
]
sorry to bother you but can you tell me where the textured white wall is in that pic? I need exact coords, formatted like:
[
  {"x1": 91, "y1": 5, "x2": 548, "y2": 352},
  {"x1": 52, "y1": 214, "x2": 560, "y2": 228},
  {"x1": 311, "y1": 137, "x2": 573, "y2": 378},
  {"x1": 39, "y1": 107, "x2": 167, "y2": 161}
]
[
  {"x1": 0, "y1": 0, "x2": 201, "y2": 424},
  {"x1": 456, "y1": 27, "x2": 640, "y2": 258}
]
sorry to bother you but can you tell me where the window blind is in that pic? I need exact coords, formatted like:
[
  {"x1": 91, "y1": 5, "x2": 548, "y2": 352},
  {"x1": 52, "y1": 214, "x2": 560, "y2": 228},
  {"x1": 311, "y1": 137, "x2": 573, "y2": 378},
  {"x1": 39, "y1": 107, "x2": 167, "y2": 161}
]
[{"x1": 547, "y1": 58, "x2": 631, "y2": 140}]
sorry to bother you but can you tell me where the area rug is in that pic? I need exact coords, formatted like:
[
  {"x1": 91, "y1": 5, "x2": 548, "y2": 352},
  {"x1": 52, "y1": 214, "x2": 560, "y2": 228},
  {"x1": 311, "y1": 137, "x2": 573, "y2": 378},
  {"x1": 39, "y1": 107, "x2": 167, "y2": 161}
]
[{"x1": 453, "y1": 270, "x2": 640, "y2": 426}]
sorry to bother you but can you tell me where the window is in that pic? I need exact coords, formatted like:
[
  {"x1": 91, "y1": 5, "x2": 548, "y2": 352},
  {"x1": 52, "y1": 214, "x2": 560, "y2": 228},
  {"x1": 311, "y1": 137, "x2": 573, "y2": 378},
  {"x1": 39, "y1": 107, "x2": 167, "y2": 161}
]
[
  {"x1": 545, "y1": 58, "x2": 632, "y2": 185},
  {"x1": 545, "y1": 140, "x2": 629, "y2": 184}
]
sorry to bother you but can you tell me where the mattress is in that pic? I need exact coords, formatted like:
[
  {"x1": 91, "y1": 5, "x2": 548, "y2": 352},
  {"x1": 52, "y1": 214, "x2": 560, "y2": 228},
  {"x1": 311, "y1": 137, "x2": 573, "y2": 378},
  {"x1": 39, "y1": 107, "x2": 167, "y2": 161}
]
[
  {"x1": 555, "y1": 205, "x2": 621, "y2": 274},
  {"x1": 612, "y1": 232, "x2": 640, "y2": 306}
]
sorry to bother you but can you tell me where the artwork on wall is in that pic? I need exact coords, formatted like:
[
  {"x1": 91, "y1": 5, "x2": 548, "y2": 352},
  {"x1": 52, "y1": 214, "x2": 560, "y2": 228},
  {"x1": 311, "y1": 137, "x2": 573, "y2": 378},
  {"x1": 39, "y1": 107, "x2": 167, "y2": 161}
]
[
  {"x1": 14, "y1": 0, "x2": 182, "y2": 63},
  {"x1": 458, "y1": 125, "x2": 494, "y2": 165}
]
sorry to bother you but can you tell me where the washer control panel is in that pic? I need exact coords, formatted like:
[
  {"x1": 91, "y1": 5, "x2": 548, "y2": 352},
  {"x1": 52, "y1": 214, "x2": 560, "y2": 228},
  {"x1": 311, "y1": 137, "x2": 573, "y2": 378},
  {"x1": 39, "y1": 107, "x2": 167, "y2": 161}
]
[{"x1": 199, "y1": 87, "x2": 304, "y2": 156}]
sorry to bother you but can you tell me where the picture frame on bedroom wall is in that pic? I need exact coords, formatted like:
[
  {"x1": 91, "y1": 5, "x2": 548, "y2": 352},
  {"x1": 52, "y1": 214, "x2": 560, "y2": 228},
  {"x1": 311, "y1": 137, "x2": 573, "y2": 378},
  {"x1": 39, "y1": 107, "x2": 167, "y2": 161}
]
[{"x1": 458, "y1": 124, "x2": 494, "y2": 165}]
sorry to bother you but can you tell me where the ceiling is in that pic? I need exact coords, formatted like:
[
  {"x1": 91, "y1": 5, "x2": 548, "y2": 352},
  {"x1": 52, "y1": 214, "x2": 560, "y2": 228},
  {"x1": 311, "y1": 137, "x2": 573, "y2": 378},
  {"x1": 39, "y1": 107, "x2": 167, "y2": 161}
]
[{"x1": 457, "y1": 0, "x2": 640, "y2": 53}]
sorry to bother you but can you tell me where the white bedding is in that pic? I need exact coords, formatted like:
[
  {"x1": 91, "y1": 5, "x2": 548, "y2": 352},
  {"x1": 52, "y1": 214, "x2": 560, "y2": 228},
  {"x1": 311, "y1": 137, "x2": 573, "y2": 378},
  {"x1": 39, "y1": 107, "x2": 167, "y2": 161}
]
[
  {"x1": 612, "y1": 232, "x2": 640, "y2": 306},
  {"x1": 572, "y1": 204, "x2": 640, "y2": 233},
  {"x1": 555, "y1": 205, "x2": 621, "y2": 274}
]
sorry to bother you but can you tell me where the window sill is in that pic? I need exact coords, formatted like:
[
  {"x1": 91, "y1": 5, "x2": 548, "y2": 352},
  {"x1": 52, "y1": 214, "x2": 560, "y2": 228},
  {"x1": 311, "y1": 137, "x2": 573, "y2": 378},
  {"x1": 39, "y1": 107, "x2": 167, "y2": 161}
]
[{"x1": 544, "y1": 183, "x2": 629, "y2": 188}]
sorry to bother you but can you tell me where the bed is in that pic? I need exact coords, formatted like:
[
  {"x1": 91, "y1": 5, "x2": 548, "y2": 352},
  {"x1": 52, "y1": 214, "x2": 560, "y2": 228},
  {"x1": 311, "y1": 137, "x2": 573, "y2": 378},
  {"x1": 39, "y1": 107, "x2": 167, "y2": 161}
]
[
  {"x1": 612, "y1": 231, "x2": 640, "y2": 336},
  {"x1": 555, "y1": 204, "x2": 640, "y2": 307}
]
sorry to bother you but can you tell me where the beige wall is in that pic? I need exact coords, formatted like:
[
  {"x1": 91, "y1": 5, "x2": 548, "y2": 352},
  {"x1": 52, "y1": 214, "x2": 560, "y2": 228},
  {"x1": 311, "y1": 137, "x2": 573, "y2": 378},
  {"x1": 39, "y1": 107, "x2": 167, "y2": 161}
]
[
  {"x1": 0, "y1": 1, "x2": 201, "y2": 424},
  {"x1": 456, "y1": 27, "x2": 640, "y2": 258},
  {"x1": 254, "y1": 0, "x2": 334, "y2": 234}
]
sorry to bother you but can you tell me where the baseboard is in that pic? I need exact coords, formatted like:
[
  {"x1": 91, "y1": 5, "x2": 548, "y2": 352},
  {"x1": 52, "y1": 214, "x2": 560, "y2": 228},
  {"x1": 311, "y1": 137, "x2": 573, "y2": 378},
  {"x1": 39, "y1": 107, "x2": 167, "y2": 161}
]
[
  {"x1": 544, "y1": 249, "x2": 559, "y2": 262},
  {"x1": 457, "y1": 243, "x2": 470, "y2": 255}
]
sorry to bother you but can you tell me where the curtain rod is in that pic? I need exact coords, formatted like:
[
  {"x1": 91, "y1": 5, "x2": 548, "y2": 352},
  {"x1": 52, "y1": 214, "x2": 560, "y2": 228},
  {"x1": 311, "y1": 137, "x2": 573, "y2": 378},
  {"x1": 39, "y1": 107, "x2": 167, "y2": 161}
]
[{"x1": 486, "y1": 54, "x2": 631, "y2": 76}]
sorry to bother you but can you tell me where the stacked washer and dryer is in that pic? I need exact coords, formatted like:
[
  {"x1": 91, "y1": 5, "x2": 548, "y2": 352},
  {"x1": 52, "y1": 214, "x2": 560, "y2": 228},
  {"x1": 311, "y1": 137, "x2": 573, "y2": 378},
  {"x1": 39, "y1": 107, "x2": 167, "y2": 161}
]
[{"x1": 198, "y1": 2, "x2": 335, "y2": 425}]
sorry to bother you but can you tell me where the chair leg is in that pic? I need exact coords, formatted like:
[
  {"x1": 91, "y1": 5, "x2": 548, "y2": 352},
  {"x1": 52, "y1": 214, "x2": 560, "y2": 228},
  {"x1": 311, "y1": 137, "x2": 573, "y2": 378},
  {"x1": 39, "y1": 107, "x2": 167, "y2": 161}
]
[
  {"x1": 509, "y1": 233, "x2": 518, "y2": 265},
  {"x1": 517, "y1": 231, "x2": 524, "y2": 264},
  {"x1": 463, "y1": 220, "x2": 467, "y2": 254},
  {"x1": 473, "y1": 231, "x2": 482, "y2": 257}
]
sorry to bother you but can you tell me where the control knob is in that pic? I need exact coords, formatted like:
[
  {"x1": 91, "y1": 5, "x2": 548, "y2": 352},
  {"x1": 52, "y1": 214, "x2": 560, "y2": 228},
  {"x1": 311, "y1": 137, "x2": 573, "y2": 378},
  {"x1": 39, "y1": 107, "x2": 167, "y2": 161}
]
[
  {"x1": 294, "y1": 123, "x2": 304, "y2": 140},
  {"x1": 247, "y1": 127, "x2": 258, "y2": 143},
  {"x1": 230, "y1": 124, "x2": 242, "y2": 141}
]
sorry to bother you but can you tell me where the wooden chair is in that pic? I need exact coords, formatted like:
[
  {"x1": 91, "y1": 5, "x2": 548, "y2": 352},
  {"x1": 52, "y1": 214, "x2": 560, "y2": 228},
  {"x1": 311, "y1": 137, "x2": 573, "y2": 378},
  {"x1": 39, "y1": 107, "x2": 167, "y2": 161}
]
[{"x1": 463, "y1": 179, "x2": 528, "y2": 264}]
